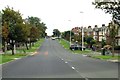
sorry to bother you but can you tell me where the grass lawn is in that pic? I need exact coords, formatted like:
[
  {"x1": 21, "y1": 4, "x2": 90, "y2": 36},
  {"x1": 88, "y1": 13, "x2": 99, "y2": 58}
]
[
  {"x1": 59, "y1": 39, "x2": 120, "y2": 61},
  {"x1": 72, "y1": 49, "x2": 92, "y2": 54},
  {"x1": 0, "y1": 53, "x2": 27, "y2": 64},
  {"x1": 0, "y1": 39, "x2": 45, "y2": 64},
  {"x1": 92, "y1": 55, "x2": 120, "y2": 60},
  {"x1": 59, "y1": 39, "x2": 92, "y2": 54},
  {"x1": 25, "y1": 39, "x2": 44, "y2": 53},
  {"x1": 59, "y1": 39, "x2": 70, "y2": 49}
]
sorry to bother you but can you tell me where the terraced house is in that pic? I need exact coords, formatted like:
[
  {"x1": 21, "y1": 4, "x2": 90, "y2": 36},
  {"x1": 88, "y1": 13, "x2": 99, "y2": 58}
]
[
  {"x1": 72, "y1": 23, "x2": 120, "y2": 46},
  {"x1": 115, "y1": 24, "x2": 120, "y2": 46}
]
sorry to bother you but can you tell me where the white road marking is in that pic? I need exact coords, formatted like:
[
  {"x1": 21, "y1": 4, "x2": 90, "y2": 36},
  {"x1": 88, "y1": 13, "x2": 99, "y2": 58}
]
[
  {"x1": 72, "y1": 67, "x2": 75, "y2": 70},
  {"x1": 82, "y1": 54, "x2": 87, "y2": 57},
  {"x1": 65, "y1": 61, "x2": 68, "y2": 64},
  {"x1": 61, "y1": 59, "x2": 64, "y2": 60},
  {"x1": 14, "y1": 58, "x2": 20, "y2": 60}
]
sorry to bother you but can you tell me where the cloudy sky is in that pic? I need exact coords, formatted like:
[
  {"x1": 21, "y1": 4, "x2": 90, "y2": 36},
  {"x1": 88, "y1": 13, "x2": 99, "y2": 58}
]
[{"x1": 0, "y1": 0, "x2": 112, "y2": 35}]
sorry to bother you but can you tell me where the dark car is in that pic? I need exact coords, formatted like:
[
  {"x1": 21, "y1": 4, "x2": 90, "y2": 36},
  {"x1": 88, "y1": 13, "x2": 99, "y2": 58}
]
[{"x1": 70, "y1": 44, "x2": 86, "y2": 50}]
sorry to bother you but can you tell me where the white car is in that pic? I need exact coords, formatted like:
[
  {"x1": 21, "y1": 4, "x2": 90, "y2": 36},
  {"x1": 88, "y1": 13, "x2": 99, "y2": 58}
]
[{"x1": 51, "y1": 37, "x2": 56, "y2": 40}]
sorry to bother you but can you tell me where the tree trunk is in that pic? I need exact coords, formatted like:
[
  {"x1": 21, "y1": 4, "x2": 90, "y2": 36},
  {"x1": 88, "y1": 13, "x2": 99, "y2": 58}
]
[
  {"x1": 3, "y1": 41, "x2": 7, "y2": 53},
  {"x1": 11, "y1": 40, "x2": 14, "y2": 55},
  {"x1": 11, "y1": 48, "x2": 14, "y2": 55},
  {"x1": 29, "y1": 42, "x2": 31, "y2": 48},
  {"x1": 2, "y1": 41, "x2": 5, "y2": 52},
  {"x1": 112, "y1": 42, "x2": 115, "y2": 57},
  {"x1": 25, "y1": 42, "x2": 29, "y2": 50},
  {"x1": 32, "y1": 42, "x2": 34, "y2": 46}
]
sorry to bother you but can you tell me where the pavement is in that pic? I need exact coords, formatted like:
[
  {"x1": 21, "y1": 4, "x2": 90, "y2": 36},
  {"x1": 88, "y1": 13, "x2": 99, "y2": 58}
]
[{"x1": 1, "y1": 39, "x2": 119, "y2": 79}]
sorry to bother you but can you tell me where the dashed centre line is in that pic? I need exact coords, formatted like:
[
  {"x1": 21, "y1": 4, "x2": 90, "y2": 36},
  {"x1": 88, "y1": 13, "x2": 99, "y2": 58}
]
[
  {"x1": 65, "y1": 61, "x2": 68, "y2": 64},
  {"x1": 72, "y1": 67, "x2": 75, "y2": 70}
]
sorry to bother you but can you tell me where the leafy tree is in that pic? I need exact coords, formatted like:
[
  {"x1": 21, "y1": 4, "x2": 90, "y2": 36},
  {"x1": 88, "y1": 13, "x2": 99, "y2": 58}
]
[
  {"x1": 107, "y1": 22, "x2": 119, "y2": 56},
  {"x1": 2, "y1": 6, "x2": 47, "y2": 54},
  {"x1": 85, "y1": 36, "x2": 94, "y2": 48},
  {"x1": 26, "y1": 16, "x2": 47, "y2": 47},
  {"x1": 93, "y1": 0, "x2": 120, "y2": 56},
  {"x1": 93, "y1": 0, "x2": 120, "y2": 25},
  {"x1": 27, "y1": 16, "x2": 47, "y2": 38},
  {"x1": 101, "y1": 39, "x2": 106, "y2": 48},
  {"x1": 40, "y1": 22, "x2": 47, "y2": 38},
  {"x1": 53, "y1": 29, "x2": 61, "y2": 37},
  {"x1": 2, "y1": 22, "x2": 9, "y2": 52},
  {"x1": 62, "y1": 31, "x2": 74, "y2": 41},
  {"x1": 2, "y1": 6, "x2": 23, "y2": 55}
]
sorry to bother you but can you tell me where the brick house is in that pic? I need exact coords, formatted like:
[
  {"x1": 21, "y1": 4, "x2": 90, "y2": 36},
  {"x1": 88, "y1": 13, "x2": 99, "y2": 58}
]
[{"x1": 72, "y1": 27, "x2": 81, "y2": 35}]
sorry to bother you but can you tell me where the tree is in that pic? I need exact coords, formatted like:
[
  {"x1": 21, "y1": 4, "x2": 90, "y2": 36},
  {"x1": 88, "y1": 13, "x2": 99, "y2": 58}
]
[
  {"x1": 62, "y1": 31, "x2": 74, "y2": 41},
  {"x1": 85, "y1": 36, "x2": 94, "y2": 48},
  {"x1": 2, "y1": 22, "x2": 9, "y2": 52},
  {"x1": 2, "y1": 6, "x2": 23, "y2": 55},
  {"x1": 101, "y1": 39, "x2": 106, "y2": 48},
  {"x1": 26, "y1": 16, "x2": 47, "y2": 47},
  {"x1": 93, "y1": 0, "x2": 120, "y2": 25},
  {"x1": 27, "y1": 16, "x2": 47, "y2": 38},
  {"x1": 93, "y1": 0, "x2": 120, "y2": 56},
  {"x1": 53, "y1": 29, "x2": 61, "y2": 37},
  {"x1": 1, "y1": 6, "x2": 47, "y2": 55},
  {"x1": 40, "y1": 22, "x2": 47, "y2": 38},
  {"x1": 107, "y1": 22, "x2": 119, "y2": 56}
]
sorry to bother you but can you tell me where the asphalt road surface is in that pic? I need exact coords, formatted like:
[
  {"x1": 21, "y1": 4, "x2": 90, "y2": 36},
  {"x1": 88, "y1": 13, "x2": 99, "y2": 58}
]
[{"x1": 2, "y1": 39, "x2": 119, "y2": 79}]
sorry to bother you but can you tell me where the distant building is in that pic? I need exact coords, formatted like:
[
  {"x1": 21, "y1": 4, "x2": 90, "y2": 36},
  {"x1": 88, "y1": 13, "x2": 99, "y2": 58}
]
[
  {"x1": 115, "y1": 24, "x2": 120, "y2": 46},
  {"x1": 93, "y1": 25, "x2": 99, "y2": 42},
  {"x1": 72, "y1": 27, "x2": 80, "y2": 35},
  {"x1": 71, "y1": 23, "x2": 120, "y2": 46},
  {"x1": 87, "y1": 26, "x2": 93, "y2": 36}
]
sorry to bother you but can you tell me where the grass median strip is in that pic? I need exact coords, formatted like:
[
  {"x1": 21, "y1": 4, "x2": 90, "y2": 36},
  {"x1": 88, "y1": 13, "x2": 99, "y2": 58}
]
[{"x1": 0, "y1": 38, "x2": 45, "y2": 64}]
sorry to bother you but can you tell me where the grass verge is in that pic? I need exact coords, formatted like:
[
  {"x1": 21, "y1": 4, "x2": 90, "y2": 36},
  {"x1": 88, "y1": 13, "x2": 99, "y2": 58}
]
[
  {"x1": 0, "y1": 38, "x2": 45, "y2": 64},
  {"x1": 92, "y1": 55, "x2": 120, "y2": 60},
  {"x1": 72, "y1": 49, "x2": 92, "y2": 54},
  {"x1": 59, "y1": 39, "x2": 92, "y2": 54},
  {"x1": 25, "y1": 39, "x2": 44, "y2": 53},
  {"x1": 59, "y1": 39, "x2": 70, "y2": 49},
  {"x1": 0, "y1": 54, "x2": 27, "y2": 64},
  {"x1": 58, "y1": 39, "x2": 119, "y2": 61}
]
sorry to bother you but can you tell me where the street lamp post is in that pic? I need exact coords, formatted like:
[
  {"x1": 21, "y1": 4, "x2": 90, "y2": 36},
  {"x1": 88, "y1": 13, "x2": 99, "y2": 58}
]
[
  {"x1": 80, "y1": 11, "x2": 84, "y2": 51},
  {"x1": 82, "y1": 27, "x2": 84, "y2": 51},
  {"x1": 70, "y1": 29, "x2": 71, "y2": 46},
  {"x1": 68, "y1": 20, "x2": 72, "y2": 46},
  {"x1": 13, "y1": 40, "x2": 16, "y2": 54}
]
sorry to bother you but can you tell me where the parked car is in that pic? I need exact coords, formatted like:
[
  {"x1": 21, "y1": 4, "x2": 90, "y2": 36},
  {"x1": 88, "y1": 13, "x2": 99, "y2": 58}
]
[{"x1": 70, "y1": 44, "x2": 86, "y2": 50}]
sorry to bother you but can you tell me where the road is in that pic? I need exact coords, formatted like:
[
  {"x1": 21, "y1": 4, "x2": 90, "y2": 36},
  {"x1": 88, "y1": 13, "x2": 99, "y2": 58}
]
[{"x1": 2, "y1": 39, "x2": 118, "y2": 79}]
